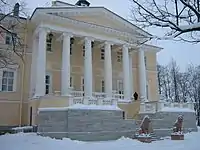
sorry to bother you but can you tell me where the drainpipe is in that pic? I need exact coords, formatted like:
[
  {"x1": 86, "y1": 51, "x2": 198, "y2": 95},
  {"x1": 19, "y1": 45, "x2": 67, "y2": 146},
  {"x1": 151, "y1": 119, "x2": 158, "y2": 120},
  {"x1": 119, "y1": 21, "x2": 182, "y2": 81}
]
[{"x1": 19, "y1": 18, "x2": 28, "y2": 127}]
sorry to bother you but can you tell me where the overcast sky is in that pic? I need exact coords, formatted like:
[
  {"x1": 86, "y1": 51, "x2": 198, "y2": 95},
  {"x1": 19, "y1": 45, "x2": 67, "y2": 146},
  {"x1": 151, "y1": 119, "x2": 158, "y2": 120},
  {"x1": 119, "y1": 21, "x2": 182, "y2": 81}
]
[{"x1": 24, "y1": 0, "x2": 200, "y2": 70}]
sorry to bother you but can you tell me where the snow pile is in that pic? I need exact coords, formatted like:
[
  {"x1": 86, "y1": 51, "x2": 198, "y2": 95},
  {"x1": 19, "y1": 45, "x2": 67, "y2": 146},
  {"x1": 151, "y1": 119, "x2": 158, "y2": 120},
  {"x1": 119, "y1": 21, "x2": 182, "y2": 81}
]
[
  {"x1": 0, "y1": 128, "x2": 200, "y2": 150},
  {"x1": 161, "y1": 107, "x2": 195, "y2": 112},
  {"x1": 12, "y1": 126, "x2": 33, "y2": 130}
]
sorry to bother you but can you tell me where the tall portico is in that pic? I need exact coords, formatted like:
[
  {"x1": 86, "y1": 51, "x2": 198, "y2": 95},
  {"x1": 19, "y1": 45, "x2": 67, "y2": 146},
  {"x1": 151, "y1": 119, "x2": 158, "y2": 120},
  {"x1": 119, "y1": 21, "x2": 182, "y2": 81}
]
[{"x1": 30, "y1": 24, "x2": 149, "y2": 105}]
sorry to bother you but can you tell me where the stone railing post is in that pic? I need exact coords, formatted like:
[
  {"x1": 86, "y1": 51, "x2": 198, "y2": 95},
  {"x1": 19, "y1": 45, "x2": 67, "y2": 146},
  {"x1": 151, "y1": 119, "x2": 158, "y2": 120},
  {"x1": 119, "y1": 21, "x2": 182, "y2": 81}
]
[
  {"x1": 139, "y1": 102, "x2": 145, "y2": 113},
  {"x1": 68, "y1": 96, "x2": 74, "y2": 106},
  {"x1": 157, "y1": 101, "x2": 164, "y2": 111}
]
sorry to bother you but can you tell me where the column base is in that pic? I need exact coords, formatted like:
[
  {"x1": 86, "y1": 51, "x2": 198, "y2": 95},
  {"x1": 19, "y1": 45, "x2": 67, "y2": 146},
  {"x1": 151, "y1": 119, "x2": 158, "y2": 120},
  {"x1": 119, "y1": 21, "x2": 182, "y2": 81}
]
[{"x1": 140, "y1": 96, "x2": 148, "y2": 102}]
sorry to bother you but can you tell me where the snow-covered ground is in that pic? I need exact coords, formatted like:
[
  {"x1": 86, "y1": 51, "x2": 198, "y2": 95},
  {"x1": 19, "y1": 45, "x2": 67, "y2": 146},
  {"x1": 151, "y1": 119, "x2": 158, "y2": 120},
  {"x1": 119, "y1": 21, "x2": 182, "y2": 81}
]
[{"x1": 0, "y1": 129, "x2": 199, "y2": 150}]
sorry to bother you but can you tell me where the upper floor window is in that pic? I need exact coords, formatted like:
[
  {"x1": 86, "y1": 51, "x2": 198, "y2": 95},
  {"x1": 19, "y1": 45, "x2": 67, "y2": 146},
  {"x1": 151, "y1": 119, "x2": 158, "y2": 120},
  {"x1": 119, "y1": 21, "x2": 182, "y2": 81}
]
[
  {"x1": 46, "y1": 33, "x2": 53, "y2": 52},
  {"x1": 1, "y1": 70, "x2": 15, "y2": 92},
  {"x1": 70, "y1": 38, "x2": 74, "y2": 55},
  {"x1": 82, "y1": 45, "x2": 85, "y2": 57},
  {"x1": 100, "y1": 48, "x2": 105, "y2": 60},
  {"x1": 117, "y1": 50, "x2": 122, "y2": 62}
]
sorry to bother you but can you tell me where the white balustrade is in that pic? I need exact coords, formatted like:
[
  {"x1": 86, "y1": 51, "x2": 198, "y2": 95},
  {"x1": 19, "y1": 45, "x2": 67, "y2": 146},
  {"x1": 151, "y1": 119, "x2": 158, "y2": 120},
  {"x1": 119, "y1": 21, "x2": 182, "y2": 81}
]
[
  {"x1": 93, "y1": 92, "x2": 106, "y2": 98},
  {"x1": 139, "y1": 100, "x2": 195, "y2": 114},
  {"x1": 73, "y1": 97, "x2": 84, "y2": 104},
  {"x1": 70, "y1": 91, "x2": 84, "y2": 97},
  {"x1": 139, "y1": 102, "x2": 156, "y2": 114}
]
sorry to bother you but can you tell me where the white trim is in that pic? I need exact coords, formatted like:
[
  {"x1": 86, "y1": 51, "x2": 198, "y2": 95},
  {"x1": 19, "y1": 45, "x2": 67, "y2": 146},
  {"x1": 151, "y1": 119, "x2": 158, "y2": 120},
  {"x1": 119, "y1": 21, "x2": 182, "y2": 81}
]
[
  {"x1": 13, "y1": 69, "x2": 17, "y2": 92},
  {"x1": 31, "y1": 7, "x2": 151, "y2": 37},
  {"x1": 0, "y1": 100, "x2": 29, "y2": 103}
]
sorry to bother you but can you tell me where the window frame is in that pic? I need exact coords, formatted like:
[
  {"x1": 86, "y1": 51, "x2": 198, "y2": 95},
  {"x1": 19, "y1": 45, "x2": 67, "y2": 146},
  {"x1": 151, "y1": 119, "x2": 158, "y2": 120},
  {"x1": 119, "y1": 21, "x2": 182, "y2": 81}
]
[
  {"x1": 100, "y1": 47, "x2": 105, "y2": 60},
  {"x1": 82, "y1": 45, "x2": 85, "y2": 57},
  {"x1": 117, "y1": 50, "x2": 123, "y2": 62},
  {"x1": 144, "y1": 56, "x2": 147, "y2": 67},
  {"x1": 0, "y1": 68, "x2": 17, "y2": 92},
  {"x1": 101, "y1": 80, "x2": 105, "y2": 93},
  {"x1": 45, "y1": 73, "x2": 52, "y2": 95},
  {"x1": 46, "y1": 34, "x2": 53, "y2": 52}
]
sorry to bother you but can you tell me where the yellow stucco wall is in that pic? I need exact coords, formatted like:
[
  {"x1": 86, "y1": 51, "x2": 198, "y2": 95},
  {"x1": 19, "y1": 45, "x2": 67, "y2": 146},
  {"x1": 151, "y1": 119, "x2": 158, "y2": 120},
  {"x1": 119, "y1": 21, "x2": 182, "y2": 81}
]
[{"x1": 0, "y1": 10, "x2": 160, "y2": 126}]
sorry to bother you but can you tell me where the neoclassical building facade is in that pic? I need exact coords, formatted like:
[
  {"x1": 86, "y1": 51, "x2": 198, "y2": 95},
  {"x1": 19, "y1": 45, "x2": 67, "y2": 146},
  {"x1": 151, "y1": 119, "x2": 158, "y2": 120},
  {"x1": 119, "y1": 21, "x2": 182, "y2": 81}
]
[{"x1": 0, "y1": 0, "x2": 162, "y2": 127}]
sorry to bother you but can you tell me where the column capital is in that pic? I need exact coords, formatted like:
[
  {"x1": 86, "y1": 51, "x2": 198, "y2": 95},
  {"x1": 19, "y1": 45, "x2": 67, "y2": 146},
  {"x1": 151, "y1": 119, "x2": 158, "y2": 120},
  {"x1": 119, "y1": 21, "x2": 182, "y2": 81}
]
[
  {"x1": 84, "y1": 36, "x2": 95, "y2": 42},
  {"x1": 62, "y1": 32, "x2": 73, "y2": 38},
  {"x1": 35, "y1": 27, "x2": 50, "y2": 36},
  {"x1": 104, "y1": 41, "x2": 114, "y2": 46},
  {"x1": 122, "y1": 44, "x2": 130, "y2": 50}
]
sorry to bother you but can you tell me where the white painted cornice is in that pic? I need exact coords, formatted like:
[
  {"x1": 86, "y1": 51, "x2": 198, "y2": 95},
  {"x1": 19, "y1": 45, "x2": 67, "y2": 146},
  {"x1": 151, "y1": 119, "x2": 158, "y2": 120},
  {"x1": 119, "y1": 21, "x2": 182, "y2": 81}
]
[{"x1": 30, "y1": 6, "x2": 151, "y2": 38}]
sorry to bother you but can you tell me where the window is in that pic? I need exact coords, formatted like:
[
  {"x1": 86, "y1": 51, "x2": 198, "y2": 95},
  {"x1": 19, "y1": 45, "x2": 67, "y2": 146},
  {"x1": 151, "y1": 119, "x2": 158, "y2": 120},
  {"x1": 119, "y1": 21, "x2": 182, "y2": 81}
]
[
  {"x1": 117, "y1": 80, "x2": 124, "y2": 99},
  {"x1": 1, "y1": 71, "x2": 14, "y2": 92},
  {"x1": 82, "y1": 45, "x2": 85, "y2": 57},
  {"x1": 45, "y1": 75, "x2": 51, "y2": 94},
  {"x1": 100, "y1": 48, "x2": 105, "y2": 60},
  {"x1": 122, "y1": 111, "x2": 125, "y2": 119},
  {"x1": 46, "y1": 33, "x2": 53, "y2": 52},
  {"x1": 70, "y1": 38, "x2": 74, "y2": 55},
  {"x1": 5, "y1": 33, "x2": 17, "y2": 45},
  {"x1": 101, "y1": 80, "x2": 105, "y2": 92},
  {"x1": 117, "y1": 50, "x2": 122, "y2": 62},
  {"x1": 81, "y1": 77, "x2": 84, "y2": 96},
  {"x1": 81, "y1": 77, "x2": 84, "y2": 91},
  {"x1": 70, "y1": 76, "x2": 73, "y2": 87},
  {"x1": 5, "y1": 34, "x2": 11, "y2": 45},
  {"x1": 144, "y1": 56, "x2": 147, "y2": 67},
  {"x1": 70, "y1": 43, "x2": 72, "y2": 55},
  {"x1": 146, "y1": 84, "x2": 149, "y2": 100}
]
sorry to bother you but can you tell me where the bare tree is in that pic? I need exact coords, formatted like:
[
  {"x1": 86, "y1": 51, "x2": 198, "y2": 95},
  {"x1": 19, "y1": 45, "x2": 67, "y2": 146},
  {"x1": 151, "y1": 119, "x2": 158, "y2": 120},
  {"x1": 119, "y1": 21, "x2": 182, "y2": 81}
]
[
  {"x1": 131, "y1": 0, "x2": 200, "y2": 43},
  {"x1": 0, "y1": 0, "x2": 27, "y2": 68}
]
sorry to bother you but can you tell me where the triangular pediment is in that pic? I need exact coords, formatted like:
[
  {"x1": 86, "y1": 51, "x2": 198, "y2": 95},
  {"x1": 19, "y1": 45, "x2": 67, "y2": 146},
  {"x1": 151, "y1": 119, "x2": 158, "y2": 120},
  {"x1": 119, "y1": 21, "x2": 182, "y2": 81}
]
[{"x1": 31, "y1": 6, "x2": 150, "y2": 38}]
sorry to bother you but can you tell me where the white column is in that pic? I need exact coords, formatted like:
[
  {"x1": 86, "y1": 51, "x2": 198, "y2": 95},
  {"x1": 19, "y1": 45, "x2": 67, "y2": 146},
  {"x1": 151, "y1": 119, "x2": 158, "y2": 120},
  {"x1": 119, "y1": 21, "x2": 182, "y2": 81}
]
[
  {"x1": 61, "y1": 33, "x2": 72, "y2": 96},
  {"x1": 104, "y1": 42, "x2": 112, "y2": 98},
  {"x1": 122, "y1": 45, "x2": 131, "y2": 100},
  {"x1": 129, "y1": 52, "x2": 133, "y2": 98},
  {"x1": 84, "y1": 37, "x2": 93, "y2": 99},
  {"x1": 34, "y1": 28, "x2": 48, "y2": 97},
  {"x1": 138, "y1": 49, "x2": 147, "y2": 102},
  {"x1": 30, "y1": 36, "x2": 38, "y2": 97}
]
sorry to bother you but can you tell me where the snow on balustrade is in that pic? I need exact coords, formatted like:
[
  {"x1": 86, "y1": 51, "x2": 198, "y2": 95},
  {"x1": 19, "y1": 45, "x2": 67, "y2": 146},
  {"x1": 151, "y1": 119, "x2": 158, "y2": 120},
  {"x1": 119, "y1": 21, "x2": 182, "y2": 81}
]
[
  {"x1": 139, "y1": 101, "x2": 195, "y2": 114},
  {"x1": 69, "y1": 96, "x2": 117, "y2": 106}
]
